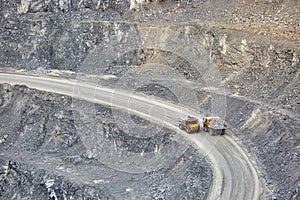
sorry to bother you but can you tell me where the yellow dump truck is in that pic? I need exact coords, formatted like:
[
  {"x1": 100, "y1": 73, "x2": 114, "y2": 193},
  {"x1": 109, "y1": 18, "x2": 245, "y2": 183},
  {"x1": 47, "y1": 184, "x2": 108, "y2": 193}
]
[
  {"x1": 178, "y1": 116, "x2": 200, "y2": 133},
  {"x1": 203, "y1": 116, "x2": 226, "y2": 136}
]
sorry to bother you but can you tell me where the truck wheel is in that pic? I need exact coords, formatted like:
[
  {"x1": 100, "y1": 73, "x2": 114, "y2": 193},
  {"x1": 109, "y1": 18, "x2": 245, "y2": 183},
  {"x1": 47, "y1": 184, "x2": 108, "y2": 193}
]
[
  {"x1": 186, "y1": 128, "x2": 191, "y2": 134},
  {"x1": 179, "y1": 124, "x2": 183, "y2": 130},
  {"x1": 221, "y1": 129, "x2": 225, "y2": 135}
]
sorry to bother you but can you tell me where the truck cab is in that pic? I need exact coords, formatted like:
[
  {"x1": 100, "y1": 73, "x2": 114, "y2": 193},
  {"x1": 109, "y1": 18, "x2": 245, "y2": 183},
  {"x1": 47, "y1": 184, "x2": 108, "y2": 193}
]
[{"x1": 203, "y1": 116, "x2": 226, "y2": 136}]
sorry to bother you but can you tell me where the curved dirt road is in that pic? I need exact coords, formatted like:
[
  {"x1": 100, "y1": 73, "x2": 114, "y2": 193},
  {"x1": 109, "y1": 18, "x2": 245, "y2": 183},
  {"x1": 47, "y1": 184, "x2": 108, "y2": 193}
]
[{"x1": 0, "y1": 73, "x2": 264, "y2": 200}]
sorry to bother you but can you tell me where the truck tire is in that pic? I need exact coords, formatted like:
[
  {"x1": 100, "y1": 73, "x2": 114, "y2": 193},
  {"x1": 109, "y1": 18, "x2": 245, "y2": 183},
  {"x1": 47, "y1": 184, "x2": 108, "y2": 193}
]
[
  {"x1": 186, "y1": 128, "x2": 191, "y2": 134},
  {"x1": 204, "y1": 126, "x2": 208, "y2": 132},
  {"x1": 179, "y1": 124, "x2": 183, "y2": 130},
  {"x1": 221, "y1": 129, "x2": 225, "y2": 135}
]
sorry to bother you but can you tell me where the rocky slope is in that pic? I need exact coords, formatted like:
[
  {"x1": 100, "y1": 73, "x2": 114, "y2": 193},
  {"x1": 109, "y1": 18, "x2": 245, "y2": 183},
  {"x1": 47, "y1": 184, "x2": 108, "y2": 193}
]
[
  {"x1": 0, "y1": 83, "x2": 212, "y2": 199},
  {"x1": 0, "y1": 0, "x2": 299, "y2": 111}
]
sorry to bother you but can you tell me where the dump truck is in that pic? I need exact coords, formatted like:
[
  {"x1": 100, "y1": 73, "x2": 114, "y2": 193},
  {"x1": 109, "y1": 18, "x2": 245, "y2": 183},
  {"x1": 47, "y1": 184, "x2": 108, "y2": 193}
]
[
  {"x1": 203, "y1": 116, "x2": 226, "y2": 136},
  {"x1": 178, "y1": 116, "x2": 200, "y2": 133}
]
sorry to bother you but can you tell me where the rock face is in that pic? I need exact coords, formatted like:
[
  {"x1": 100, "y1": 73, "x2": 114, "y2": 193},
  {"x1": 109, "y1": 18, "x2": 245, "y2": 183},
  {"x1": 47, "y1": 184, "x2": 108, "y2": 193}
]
[
  {"x1": 223, "y1": 95, "x2": 300, "y2": 200},
  {"x1": 0, "y1": 0, "x2": 128, "y2": 70},
  {"x1": 0, "y1": 0, "x2": 299, "y2": 111},
  {"x1": 0, "y1": 84, "x2": 212, "y2": 199}
]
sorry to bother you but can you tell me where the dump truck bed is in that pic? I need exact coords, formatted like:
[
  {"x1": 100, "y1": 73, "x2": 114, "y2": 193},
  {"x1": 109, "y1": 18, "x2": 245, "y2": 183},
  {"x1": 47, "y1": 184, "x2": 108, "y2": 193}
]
[
  {"x1": 204, "y1": 116, "x2": 226, "y2": 136},
  {"x1": 209, "y1": 128, "x2": 225, "y2": 136}
]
